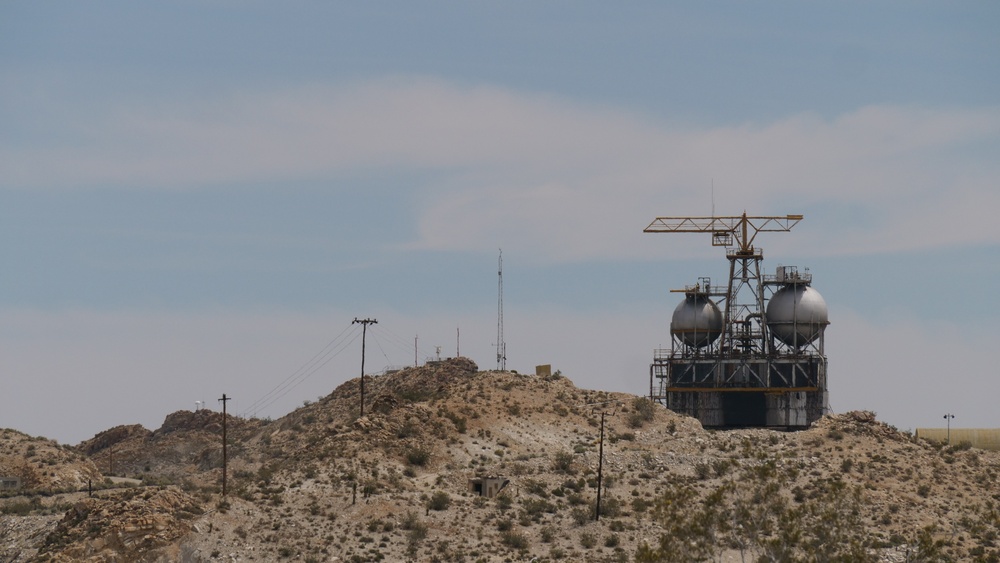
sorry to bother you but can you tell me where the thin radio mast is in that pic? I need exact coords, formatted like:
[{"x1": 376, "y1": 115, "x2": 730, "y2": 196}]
[{"x1": 496, "y1": 249, "x2": 506, "y2": 371}]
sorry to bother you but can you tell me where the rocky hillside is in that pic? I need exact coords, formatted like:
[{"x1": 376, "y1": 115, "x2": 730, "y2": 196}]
[
  {"x1": 0, "y1": 429, "x2": 101, "y2": 493},
  {"x1": 2, "y1": 358, "x2": 999, "y2": 562}
]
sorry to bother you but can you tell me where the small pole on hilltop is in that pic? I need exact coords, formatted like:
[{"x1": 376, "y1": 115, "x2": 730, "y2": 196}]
[
  {"x1": 943, "y1": 413, "x2": 955, "y2": 445},
  {"x1": 596, "y1": 410, "x2": 615, "y2": 521},
  {"x1": 353, "y1": 318, "x2": 378, "y2": 417},
  {"x1": 581, "y1": 400, "x2": 619, "y2": 521},
  {"x1": 219, "y1": 393, "x2": 231, "y2": 496}
]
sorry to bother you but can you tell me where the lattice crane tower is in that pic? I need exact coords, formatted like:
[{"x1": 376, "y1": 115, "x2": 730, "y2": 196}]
[{"x1": 645, "y1": 212, "x2": 830, "y2": 428}]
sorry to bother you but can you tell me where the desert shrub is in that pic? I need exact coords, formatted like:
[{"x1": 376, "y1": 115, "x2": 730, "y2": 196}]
[
  {"x1": 400, "y1": 510, "x2": 420, "y2": 530},
  {"x1": 1, "y1": 498, "x2": 41, "y2": 516},
  {"x1": 396, "y1": 421, "x2": 418, "y2": 438},
  {"x1": 599, "y1": 496, "x2": 624, "y2": 518},
  {"x1": 427, "y1": 490, "x2": 451, "y2": 511},
  {"x1": 407, "y1": 521, "x2": 428, "y2": 543},
  {"x1": 694, "y1": 462, "x2": 711, "y2": 480},
  {"x1": 522, "y1": 498, "x2": 556, "y2": 516},
  {"x1": 552, "y1": 450, "x2": 575, "y2": 474},
  {"x1": 638, "y1": 456, "x2": 876, "y2": 563},
  {"x1": 627, "y1": 397, "x2": 657, "y2": 429},
  {"x1": 712, "y1": 459, "x2": 732, "y2": 477},
  {"x1": 571, "y1": 506, "x2": 591, "y2": 526},
  {"x1": 501, "y1": 530, "x2": 529, "y2": 549},
  {"x1": 443, "y1": 410, "x2": 467, "y2": 433},
  {"x1": 523, "y1": 478, "x2": 549, "y2": 497},
  {"x1": 580, "y1": 532, "x2": 597, "y2": 549},
  {"x1": 406, "y1": 447, "x2": 430, "y2": 467},
  {"x1": 632, "y1": 497, "x2": 653, "y2": 513},
  {"x1": 397, "y1": 388, "x2": 436, "y2": 403}
]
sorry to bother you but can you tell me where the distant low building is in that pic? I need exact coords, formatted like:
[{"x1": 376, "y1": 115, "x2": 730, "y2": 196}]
[
  {"x1": 0, "y1": 476, "x2": 20, "y2": 491},
  {"x1": 915, "y1": 428, "x2": 1000, "y2": 451},
  {"x1": 468, "y1": 476, "x2": 509, "y2": 498}
]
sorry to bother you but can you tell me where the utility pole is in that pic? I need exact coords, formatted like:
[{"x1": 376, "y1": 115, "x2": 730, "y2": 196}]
[
  {"x1": 219, "y1": 394, "x2": 231, "y2": 496},
  {"x1": 496, "y1": 250, "x2": 506, "y2": 371},
  {"x1": 944, "y1": 413, "x2": 955, "y2": 445},
  {"x1": 596, "y1": 410, "x2": 609, "y2": 521},
  {"x1": 353, "y1": 318, "x2": 377, "y2": 417},
  {"x1": 582, "y1": 401, "x2": 618, "y2": 521}
]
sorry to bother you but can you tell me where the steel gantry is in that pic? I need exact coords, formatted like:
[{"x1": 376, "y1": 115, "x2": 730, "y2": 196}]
[{"x1": 645, "y1": 212, "x2": 829, "y2": 428}]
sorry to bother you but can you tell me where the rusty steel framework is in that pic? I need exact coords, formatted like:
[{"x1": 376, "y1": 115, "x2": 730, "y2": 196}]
[{"x1": 646, "y1": 213, "x2": 829, "y2": 428}]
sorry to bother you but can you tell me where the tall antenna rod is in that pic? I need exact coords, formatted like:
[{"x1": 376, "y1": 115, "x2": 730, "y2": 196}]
[{"x1": 496, "y1": 249, "x2": 506, "y2": 371}]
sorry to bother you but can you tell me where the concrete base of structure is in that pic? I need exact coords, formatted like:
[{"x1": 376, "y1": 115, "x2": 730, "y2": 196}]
[{"x1": 666, "y1": 390, "x2": 826, "y2": 429}]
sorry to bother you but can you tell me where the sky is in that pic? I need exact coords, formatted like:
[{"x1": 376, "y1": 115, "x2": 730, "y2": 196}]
[{"x1": 2, "y1": 2, "x2": 999, "y2": 444}]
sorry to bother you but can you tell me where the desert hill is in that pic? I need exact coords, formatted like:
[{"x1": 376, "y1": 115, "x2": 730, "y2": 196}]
[{"x1": 2, "y1": 358, "x2": 999, "y2": 562}]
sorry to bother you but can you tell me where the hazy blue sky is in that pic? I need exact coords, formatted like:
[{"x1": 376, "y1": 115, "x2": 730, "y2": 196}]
[{"x1": 2, "y1": 2, "x2": 998, "y2": 444}]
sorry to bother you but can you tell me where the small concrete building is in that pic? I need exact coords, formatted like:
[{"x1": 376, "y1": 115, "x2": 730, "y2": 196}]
[
  {"x1": 0, "y1": 476, "x2": 21, "y2": 491},
  {"x1": 468, "y1": 476, "x2": 509, "y2": 498}
]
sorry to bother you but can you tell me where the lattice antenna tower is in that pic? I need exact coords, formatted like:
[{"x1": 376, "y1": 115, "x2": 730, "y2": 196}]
[{"x1": 496, "y1": 249, "x2": 506, "y2": 371}]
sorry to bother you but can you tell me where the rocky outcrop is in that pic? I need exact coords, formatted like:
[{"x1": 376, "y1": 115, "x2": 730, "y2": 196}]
[{"x1": 38, "y1": 488, "x2": 202, "y2": 562}]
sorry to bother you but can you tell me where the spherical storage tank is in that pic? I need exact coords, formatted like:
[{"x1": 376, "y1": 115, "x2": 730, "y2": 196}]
[
  {"x1": 671, "y1": 295, "x2": 723, "y2": 348},
  {"x1": 766, "y1": 285, "x2": 829, "y2": 347}
]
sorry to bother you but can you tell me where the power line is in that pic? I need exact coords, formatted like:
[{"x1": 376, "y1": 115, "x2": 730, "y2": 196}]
[
  {"x1": 369, "y1": 329, "x2": 392, "y2": 367},
  {"x1": 240, "y1": 323, "x2": 359, "y2": 418},
  {"x1": 370, "y1": 324, "x2": 437, "y2": 364}
]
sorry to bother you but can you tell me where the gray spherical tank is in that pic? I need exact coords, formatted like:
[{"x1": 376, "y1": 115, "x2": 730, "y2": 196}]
[
  {"x1": 766, "y1": 285, "x2": 829, "y2": 347},
  {"x1": 671, "y1": 295, "x2": 723, "y2": 348}
]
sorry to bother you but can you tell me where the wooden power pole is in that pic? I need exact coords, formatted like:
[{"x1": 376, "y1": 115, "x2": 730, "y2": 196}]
[
  {"x1": 218, "y1": 393, "x2": 231, "y2": 496},
  {"x1": 353, "y1": 318, "x2": 377, "y2": 417}
]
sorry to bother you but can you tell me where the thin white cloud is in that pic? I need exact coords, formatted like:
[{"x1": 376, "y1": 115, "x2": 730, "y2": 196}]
[{"x1": 2, "y1": 77, "x2": 997, "y2": 259}]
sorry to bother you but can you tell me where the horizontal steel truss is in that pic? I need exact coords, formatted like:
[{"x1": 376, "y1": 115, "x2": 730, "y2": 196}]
[{"x1": 650, "y1": 355, "x2": 825, "y2": 396}]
